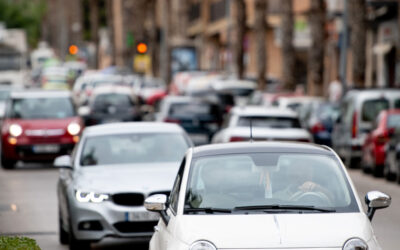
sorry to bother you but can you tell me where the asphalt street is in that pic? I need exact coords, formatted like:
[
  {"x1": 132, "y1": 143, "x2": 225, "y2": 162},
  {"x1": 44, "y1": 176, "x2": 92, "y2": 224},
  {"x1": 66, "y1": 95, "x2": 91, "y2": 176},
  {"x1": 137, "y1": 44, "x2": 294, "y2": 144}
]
[{"x1": 0, "y1": 163, "x2": 398, "y2": 250}]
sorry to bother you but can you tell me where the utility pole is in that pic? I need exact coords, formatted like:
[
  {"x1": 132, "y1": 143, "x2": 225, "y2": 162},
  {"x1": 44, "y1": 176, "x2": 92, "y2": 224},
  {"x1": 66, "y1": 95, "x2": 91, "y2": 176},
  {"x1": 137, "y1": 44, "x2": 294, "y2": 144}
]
[{"x1": 339, "y1": 0, "x2": 348, "y2": 94}]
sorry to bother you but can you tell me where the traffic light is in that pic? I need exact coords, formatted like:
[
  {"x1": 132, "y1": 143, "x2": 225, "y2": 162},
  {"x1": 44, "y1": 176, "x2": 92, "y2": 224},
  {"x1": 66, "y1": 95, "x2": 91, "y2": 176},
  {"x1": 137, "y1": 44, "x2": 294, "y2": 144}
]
[
  {"x1": 69, "y1": 45, "x2": 79, "y2": 55},
  {"x1": 136, "y1": 42, "x2": 148, "y2": 54}
]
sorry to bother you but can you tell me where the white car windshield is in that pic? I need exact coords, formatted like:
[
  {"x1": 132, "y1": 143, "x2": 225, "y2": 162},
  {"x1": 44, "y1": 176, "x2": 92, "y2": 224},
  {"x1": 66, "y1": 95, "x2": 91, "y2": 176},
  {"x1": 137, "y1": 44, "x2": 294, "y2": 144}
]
[
  {"x1": 80, "y1": 133, "x2": 189, "y2": 166},
  {"x1": 185, "y1": 153, "x2": 358, "y2": 213}
]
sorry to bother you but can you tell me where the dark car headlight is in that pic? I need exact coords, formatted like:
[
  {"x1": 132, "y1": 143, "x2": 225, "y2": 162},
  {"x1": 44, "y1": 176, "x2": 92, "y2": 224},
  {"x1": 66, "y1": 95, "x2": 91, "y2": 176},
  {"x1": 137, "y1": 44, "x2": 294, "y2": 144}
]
[{"x1": 343, "y1": 238, "x2": 368, "y2": 250}]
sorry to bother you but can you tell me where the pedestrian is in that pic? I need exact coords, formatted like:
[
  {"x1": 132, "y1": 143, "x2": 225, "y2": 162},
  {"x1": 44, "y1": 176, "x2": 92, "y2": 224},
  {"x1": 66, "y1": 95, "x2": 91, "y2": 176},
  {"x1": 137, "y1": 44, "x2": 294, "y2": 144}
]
[{"x1": 328, "y1": 75, "x2": 343, "y2": 103}]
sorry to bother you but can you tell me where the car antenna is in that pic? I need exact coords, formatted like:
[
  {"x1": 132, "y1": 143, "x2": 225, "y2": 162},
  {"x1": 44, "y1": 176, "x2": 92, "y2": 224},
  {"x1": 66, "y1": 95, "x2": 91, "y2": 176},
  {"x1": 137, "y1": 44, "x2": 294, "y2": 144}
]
[{"x1": 250, "y1": 117, "x2": 253, "y2": 142}]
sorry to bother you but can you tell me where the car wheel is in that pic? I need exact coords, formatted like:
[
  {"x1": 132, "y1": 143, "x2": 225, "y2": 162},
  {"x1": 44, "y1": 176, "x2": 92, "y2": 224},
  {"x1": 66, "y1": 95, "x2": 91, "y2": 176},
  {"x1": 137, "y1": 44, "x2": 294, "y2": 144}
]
[
  {"x1": 59, "y1": 210, "x2": 69, "y2": 245},
  {"x1": 69, "y1": 219, "x2": 91, "y2": 250},
  {"x1": 384, "y1": 163, "x2": 396, "y2": 181},
  {"x1": 372, "y1": 164, "x2": 384, "y2": 177},
  {"x1": 1, "y1": 155, "x2": 16, "y2": 169}
]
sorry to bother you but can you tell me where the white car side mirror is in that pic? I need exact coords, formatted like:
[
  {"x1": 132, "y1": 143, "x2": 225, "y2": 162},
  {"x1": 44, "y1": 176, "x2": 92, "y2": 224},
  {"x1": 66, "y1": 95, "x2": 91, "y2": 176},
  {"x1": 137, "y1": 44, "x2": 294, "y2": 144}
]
[
  {"x1": 54, "y1": 155, "x2": 72, "y2": 169},
  {"x1": 365, "y1": 191, "x2": 391, "y2": 221},
  {"x1": 145, "y1": 194, "x2": 167, "y2": 212}
]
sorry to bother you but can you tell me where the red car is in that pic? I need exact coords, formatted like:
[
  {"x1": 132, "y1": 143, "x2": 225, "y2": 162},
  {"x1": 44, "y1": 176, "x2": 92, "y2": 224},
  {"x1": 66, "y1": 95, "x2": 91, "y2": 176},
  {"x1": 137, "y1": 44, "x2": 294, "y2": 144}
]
[
  {"x1": 362, "y1": 109, "x2": 400, "y2": 177},
  {"x1": 1, "y1": 90, "x2": 83, "y2": 169}
]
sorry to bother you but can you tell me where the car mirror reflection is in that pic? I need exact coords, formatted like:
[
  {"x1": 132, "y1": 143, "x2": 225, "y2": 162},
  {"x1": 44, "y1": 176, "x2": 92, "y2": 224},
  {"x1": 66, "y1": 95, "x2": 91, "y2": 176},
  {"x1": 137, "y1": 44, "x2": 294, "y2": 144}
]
[{"x1": 365, "y1": 191, "x2": 391, "y2": 221}]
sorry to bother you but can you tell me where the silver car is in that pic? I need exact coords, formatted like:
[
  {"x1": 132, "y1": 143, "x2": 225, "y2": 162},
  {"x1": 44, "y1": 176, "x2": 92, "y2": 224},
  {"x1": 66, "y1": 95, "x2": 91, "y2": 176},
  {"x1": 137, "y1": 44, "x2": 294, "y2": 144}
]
[{"x1": 55, "y1": 122, "x2": 193, "y2": 249}]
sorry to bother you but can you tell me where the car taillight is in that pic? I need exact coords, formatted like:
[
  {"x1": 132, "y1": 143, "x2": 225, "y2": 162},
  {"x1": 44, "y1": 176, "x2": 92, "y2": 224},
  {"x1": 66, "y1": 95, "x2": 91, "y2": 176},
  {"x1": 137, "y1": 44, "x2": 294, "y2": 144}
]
[
  {"x1": 229, "y1": 136, "x2": 246, "y2": 142},
  {"x1": 164, "y1": 118, "x2": 180, "y2": 124},
  {"x1": 352, "y1": 111, "x2": 357, "y2": 138},
  {"x1": 310, "y1": 122, "x2": 325, "y2": 134}
]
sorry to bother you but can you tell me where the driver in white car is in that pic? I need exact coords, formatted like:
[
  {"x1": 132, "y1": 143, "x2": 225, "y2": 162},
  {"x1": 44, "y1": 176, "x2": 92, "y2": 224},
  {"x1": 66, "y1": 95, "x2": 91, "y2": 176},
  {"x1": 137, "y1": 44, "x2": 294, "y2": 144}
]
[{"x1": 273, "y1": 161, "x2": 335, "y2": 205}]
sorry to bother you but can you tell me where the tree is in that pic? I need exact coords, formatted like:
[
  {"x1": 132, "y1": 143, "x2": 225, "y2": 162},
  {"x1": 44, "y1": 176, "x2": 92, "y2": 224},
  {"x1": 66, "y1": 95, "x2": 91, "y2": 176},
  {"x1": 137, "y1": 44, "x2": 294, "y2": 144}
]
[
  {"x1": 146, "y1": 0, "x2": 158, "y2": 76},
  {"x1": 281, "y1": 0, "x2": 296, "y2": 91},
  {"x1": 254, "y1": 0, "x2": 267, "y2": 90},
  {"x1": 349, "y1": 0, "x2": 366, "y2": 88},
  {"x1": 234, "y1": 0, "x2": 246, "y2": 79},
  {"x1": 307, "y1": 0, "x2": 326, "y2": 96}
]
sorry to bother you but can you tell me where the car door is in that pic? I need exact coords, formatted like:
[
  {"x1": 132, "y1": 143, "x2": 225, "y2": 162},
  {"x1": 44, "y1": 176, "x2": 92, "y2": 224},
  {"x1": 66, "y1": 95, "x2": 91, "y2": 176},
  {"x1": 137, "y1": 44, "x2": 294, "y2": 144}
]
[{"x1": 151, "y1": 157, "x2": 185, "y2": 250}]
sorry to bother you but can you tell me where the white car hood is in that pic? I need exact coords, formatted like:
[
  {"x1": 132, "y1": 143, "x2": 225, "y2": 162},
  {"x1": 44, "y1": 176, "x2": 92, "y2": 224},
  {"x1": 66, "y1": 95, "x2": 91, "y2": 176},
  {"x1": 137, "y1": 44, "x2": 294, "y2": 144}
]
[
  {"x1": 74, "y1": 162, "x2": 179, "y2": 194},
  {"x1": 228, "y1": 127, "x2": 311, "y2": 140},
  {"x1": 175, "y1": 213, "x2": 373, "y2": 249}
]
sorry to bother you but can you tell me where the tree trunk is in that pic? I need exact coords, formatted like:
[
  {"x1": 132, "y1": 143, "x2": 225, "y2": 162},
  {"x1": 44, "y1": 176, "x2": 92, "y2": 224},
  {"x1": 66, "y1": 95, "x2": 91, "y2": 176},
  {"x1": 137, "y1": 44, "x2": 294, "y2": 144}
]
[
  {"x1": 349, "y1": 0, "x2": 366, "y2": 88},
  {"x1": 307, "y1": 0, "x2": 326, "y2": 96},
  {"x1": 160, "y1": 0, "x2": 171, "y2": 84},
  {"x1": 281, "y1": 0, "x2": 296, "y2": 91},
  {"x1": 89, "y1": 0, "x2": 99, "y2": 69},
  {"x1": 68, "y1": 0, "x2": 83, "y2": 45},
  {"x1": 254, "y1": 0, "x2": 267, "y2": 90},
  {"x1": 234, "y1": 0, "x2": 246, "y2": 79},
  {"x1": 105, "y1": 0, "x2": 115, "y2": 65}
]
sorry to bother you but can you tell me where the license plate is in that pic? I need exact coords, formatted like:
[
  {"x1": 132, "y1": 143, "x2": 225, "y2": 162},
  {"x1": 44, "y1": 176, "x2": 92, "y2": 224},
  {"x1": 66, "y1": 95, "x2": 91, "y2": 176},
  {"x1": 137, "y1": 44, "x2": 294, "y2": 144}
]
[
  {"x1": 32, "y1": 144, "x2": 60, "y2": 153},
  {"x1": 189, "y1": 134, "x2": 209, "y2": 144},
  {"x1": 125, "y1": 211, "x2": 159, "y2": 222}
]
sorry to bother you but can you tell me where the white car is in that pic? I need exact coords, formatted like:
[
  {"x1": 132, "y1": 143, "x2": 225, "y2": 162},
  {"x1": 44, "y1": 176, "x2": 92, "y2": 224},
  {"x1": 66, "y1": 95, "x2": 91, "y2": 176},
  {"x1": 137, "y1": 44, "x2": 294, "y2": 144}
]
[
  {"x1": 55, "y1": 122, "x2": 193, "y2": 249},
  {"x1": 212, "y1": 106, "x2": 312, "y2": 143},
  {"x1": 145, "y1": 142, "x2": 391, "y2": 250},
  {"x1": 273, "y1": 96, "x2": 324, "y2": 113}
]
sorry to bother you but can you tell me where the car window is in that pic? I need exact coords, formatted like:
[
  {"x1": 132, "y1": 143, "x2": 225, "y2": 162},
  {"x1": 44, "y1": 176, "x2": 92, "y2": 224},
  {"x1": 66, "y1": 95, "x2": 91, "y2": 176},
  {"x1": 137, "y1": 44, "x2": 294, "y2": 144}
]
[
  {"x1": 362, "y1": 99, "x2": 389, "y2": 122},
  {"x1": 394, "y1": 99, "x2": 400, "y2": 109},
  {"x1": 185, "y1": 153, "x2": 358, "y2": 213},
  {"x1": 169, "y1": 103, "x2": 219, "y2": 117},
  {"x1": 237, "y1": 116, "x2": 301, "y2": 128},
  {"x1": 387, "y1": 114, "x2": 400, "y2": 129},
  {"x1": 80, "y1": 133, "x2": 190, "y2": 166},
  {"x1": 9, "y1": 97, "x2": 75, "y2": 119},
  {"x1": 169, "y1": 157, "x2": 186, "y2": 213},
  {"x1": 93, "y1": 93, "x2": 133, "y2": 108}
]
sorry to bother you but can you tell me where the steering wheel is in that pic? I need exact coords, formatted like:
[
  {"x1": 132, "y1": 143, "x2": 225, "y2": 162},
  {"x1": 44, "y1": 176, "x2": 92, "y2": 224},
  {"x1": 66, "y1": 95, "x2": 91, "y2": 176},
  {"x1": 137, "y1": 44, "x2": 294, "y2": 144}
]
[{"x1": 290, "y1": 191, "x2": 333, "y2": 207}]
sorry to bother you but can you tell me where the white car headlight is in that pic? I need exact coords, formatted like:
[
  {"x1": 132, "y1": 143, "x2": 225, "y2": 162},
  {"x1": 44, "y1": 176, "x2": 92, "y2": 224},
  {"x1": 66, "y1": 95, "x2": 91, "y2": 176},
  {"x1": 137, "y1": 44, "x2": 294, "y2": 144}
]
[
  {"x1": 9, "y1": 124, "x2": 23, "y2": 137},
  {"x1": 190, "y1": 240, "x2": 217, "y2": 250},
  {"x1": 343, "y1": 238, "x2": 368, "y2": 250},
  {"x1": 75, "y1": 190, "x2": 109, "y2": 203},
  {"x1": 67, "y1": 123, "x2": 81, "y2": 136}
]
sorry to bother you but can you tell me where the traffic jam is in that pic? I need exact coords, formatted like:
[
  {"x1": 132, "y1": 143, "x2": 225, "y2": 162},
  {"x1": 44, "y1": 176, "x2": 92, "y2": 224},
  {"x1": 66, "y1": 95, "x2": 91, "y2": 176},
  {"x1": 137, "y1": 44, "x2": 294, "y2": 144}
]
[{"x1": 0, "y1": 67, "x2": 396, "y2": 250}]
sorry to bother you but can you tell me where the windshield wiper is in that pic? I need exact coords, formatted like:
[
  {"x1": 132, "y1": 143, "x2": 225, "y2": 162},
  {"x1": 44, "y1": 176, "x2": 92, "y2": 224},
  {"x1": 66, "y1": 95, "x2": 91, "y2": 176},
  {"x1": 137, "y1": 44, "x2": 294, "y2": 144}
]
[
  {"x1": 234, "y1": 205, "x2": 336, "y2": 213},
  {"x1": 185, "y1": 207, "x2": 232, "y2": 214}
]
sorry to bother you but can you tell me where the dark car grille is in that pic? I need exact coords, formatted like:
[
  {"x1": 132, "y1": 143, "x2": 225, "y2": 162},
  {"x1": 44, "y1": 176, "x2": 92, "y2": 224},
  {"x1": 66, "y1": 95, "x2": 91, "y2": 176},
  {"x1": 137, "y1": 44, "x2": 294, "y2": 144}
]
[
  {"x1": 113, "y1": 221, "x2": 157, "y2": 233},
  {"x1": 112, "y1": 193, "x2": 144, "y2": 206}
]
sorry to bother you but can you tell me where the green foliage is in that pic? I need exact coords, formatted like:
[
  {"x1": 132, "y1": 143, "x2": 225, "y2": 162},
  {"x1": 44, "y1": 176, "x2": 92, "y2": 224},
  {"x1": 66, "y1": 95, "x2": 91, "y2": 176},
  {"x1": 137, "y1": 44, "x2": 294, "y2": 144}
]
[
  {"x1": 0, "y1": 0, "x2": 46, "y2": 47},
  {"x1": 0, "y1": 236, "x2": 41, "y2": 250}
]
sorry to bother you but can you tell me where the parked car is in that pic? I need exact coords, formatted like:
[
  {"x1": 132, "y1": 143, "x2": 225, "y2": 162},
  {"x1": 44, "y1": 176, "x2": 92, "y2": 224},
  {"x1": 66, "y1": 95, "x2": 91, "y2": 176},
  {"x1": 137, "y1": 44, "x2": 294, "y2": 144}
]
[
  {"x1": 299, "y1": 102, "x2": 340, "y2": 146},
  {"x1": 332, "y1": 89, "x2": 400, "y2": 168},
  {"x1": 145, "y1": 142, "x2": 391, "y2": 250},
  {"x1": 78, "y1": 85, "x2": 142, "y2": 126},
  {"x1": 55, "y1": 122, "x2": 193, "y2": 249},
  {"x1": 1, "y1": 90, "x2": 83, "y2": 169},
  {"x1": 157, "y1": 96, "x2": 223, "y2": 145},
  {"x1": 362, "y1": 109, "x2": 400, "y2": 176},
  {"x1": 211, "y1": 106, "x2": 312, "y2": 143}
]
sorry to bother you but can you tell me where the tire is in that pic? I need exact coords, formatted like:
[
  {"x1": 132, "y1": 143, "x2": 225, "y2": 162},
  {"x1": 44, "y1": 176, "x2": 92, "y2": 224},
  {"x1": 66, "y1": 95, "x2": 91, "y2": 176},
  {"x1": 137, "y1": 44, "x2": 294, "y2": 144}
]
[
  {"x1": 384, "y1": 163, "x2": 396, "y2": 181},
  {"x1": 1, "y1": 155, "x2": 16, "y2": 169},
  {"x1": 69, "y1": 219, "x2": 91, "y2": 250},
  {"x1": 372, "y1": 164, "x2": 384, "y2": 177},
  {"x1": 59, "y1": 209, "x2": 69, "y2": 245}
]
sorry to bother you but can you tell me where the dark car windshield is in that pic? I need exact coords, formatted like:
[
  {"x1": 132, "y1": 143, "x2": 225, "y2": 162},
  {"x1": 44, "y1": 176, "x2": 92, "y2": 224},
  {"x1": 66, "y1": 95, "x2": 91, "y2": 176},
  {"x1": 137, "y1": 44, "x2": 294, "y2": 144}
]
[
  {"x1": 362, "y1": 99, "x2": 389, "y2": 122},
  {"x1": 169, "y1": 102, "x2": 220, "y2": 117},
  {"x1": 93, "y1": 93, "x2": 134, "y2": 108},
  {"x1": 185, "y1": 153, "x2": 358, "y2": 213},
  {"x1": 237, "y1": 116, "x2": 301, "y2": 128},
  {"x1": 80, "y1": 133, "x2": 190, "y2": 166},
  {"x1": 9, "y1": 97, "x2": 75, "y2": 119}
]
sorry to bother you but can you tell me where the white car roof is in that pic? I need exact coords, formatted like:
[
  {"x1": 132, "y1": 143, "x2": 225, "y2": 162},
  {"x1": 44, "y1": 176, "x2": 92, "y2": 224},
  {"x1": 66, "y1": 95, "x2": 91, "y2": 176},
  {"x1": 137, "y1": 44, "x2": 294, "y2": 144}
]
[
  {"x1": 91, "y1": 85, "x2": 133, "y2": 96},
  {"x1": 163, "y1": 95, "x2": 193, "y2": 103},
  {"x1": 10, "y1": 90, "x2": 71, "y2": 99},
  {"x1": 231, "y1": 106, "x2": 298, "y2": 117},
  {"x1": 212, "y1": 79, "x2": 257, "y2": 90},
  {"x1": 83, "y1": 122, "x2": 186, "y2": 137}
]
